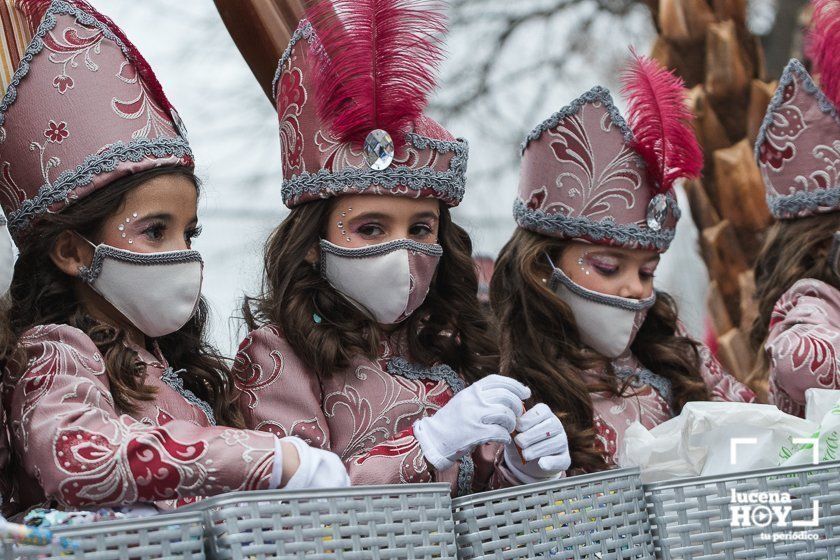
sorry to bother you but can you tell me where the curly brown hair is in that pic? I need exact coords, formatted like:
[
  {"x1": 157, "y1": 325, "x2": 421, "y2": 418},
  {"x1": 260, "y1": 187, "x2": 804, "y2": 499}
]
[
  {"x1": 0, "y1": 296, "x2": 14, "y2": 365},
  {"x1": 749, "y1": 213, "x2": 840, "y2": 390},
  {"x1": 242, "y1": 198, "x2": 499, "y2": 383},
  {"x1": 4, "y1": 167, "x2": 244, "y2": 427},
  {"x1": 490, "y1": 228, "x2": 709, "y2": 473}
]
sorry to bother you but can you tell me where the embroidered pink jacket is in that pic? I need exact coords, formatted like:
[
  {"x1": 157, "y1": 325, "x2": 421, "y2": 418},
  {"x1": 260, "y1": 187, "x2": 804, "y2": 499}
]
[
  {"x1": 1, "y1": 324, "x2": 278, "y2": 516},
  {"x1": 589, "y1": 345, "x2": 756, "y2": 467},
  {"x1": 233, "y1": 324, "x2": 519, "y2": 496},
  {"x1": 765, "y1": 279, "x2": 840, "y2": 418}
]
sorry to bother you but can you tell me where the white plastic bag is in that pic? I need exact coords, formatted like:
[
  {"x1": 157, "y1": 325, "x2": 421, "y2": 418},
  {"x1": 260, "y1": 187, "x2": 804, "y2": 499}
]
[
  {"x1": 804, "y1": 388, "x2": 840, "y2": 423},
  {"x1": 780, "y1": 389, "x2": 840, "y2": 466},
  {"x1": 618, "y1": 401, "x2": 817, "y2": 483}
]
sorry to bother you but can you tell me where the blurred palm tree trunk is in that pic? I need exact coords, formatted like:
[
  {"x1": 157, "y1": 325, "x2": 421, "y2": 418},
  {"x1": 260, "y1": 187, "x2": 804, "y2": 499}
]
[
  {"x1": 643, "y1": 0, "x2": 807, "y2": 400},
  {"x1": 213, "y1": 0, "x2": 307, "y2": 102}
]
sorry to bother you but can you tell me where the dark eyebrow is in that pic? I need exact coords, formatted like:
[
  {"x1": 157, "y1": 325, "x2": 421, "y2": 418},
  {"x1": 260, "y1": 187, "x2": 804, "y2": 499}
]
[
  {"x1": 411, "y1": 211, "x2": 440, "y2": 221},
  {"x1": 590, "y1": 249, "x2": 660, "y2": 265},
  {"x1": 588, "y1": 249, "x2": 625, "y2": 258},
  {"x1": 135, "y1": 212, "x2": 173, "y2": 224},
  {"x1": 347, "y1": 212, "x2": 392, "y2": 222}
]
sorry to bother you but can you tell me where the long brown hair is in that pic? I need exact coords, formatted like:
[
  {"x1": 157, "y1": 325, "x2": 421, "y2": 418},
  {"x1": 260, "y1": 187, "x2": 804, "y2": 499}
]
[
  {"x1": 490, "y1": 228, "x2": 708, "y2": 473},
  {"x1": 243, "y1": 198, "x2": 498, "y2": 382},
  {"x1": 0, "y1": 296, "x2": 14, "y2": 365},
  {"x1": 749, "y1": 213, "x2": 840, "y2": 386},
  {"x1": 5, "y1": 167, "x2": 243, "y2": 427}
]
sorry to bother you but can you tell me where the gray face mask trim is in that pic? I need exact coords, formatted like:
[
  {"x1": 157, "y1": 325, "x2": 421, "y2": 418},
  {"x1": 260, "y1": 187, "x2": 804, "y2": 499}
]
[
  {"x1": 78, "y1": 243, "x2": 203, "y2": 285},
  {"x1": 318, "y1": 240, "x2": 441, "y2": 324},
  {"x1": 319, "y1": 239, "x2": 442, "y2": 280},
  {"x1": 545, "y1": 253, "x2": 657, "y2": 312},
  {"x1": 320, "y1": 239, "x2": 443, "y2": 259}
]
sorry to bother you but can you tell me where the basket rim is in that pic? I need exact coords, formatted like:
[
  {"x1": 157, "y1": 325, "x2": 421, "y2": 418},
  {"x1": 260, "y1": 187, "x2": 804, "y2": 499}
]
[
  {"x1": 44, "y1": 509, "x2": 204, "y2": 537},
  {"x1": 644, "y1": 459, "x2": 840, "y2": 492},
  {"x1": 451, "y1": 467, "x2": 643, "y2": 509},
  {"x1": 178, "y1": 482, "x2": 453, "y2": 511}
]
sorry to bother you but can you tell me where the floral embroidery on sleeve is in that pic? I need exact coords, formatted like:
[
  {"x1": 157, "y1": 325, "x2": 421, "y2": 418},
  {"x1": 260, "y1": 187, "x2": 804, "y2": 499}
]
[
  {"x1": 5, "y1": 325, "x2": 278, "y2": 510},
  {"x1": 766, "y1": 279, "x2": 840, "y2": 415}
]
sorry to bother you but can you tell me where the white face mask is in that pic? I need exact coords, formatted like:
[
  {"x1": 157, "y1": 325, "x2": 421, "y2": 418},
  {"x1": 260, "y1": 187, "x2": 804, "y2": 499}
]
[
  {"x1": 78, "y1": 240, "x2": 203, "y2": 338},
  {"x1": 0, "y1": 213, "x2": 15, "y2": 297},
  {"x1": 546, "y1": 254, "x2": 656, "y2": 358},
  {"x1": 320, "y1": 239, "x2": 442, "y2": 325}
]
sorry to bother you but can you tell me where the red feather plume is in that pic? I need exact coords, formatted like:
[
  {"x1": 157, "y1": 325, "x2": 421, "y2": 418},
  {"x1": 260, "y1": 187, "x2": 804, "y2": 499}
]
[
  {"x1": 807, "y1": 0, "x2": 840, "y2": 108},
  {"x1": 19, "y1": 0, "x2": 173, "y2": 113},
  {"x1": 306, "y1": 0, "x2": 447, "y2": 148},
  {"x1": 620, "y1": 50, "x2": 703, "y2": 194}
]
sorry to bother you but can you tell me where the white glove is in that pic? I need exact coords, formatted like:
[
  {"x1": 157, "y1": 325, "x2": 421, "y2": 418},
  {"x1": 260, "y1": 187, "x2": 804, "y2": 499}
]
[
  {"x1": 413, "y1": 374, "x2": 531, "y2": 471},
  {"x1": 504, "y1": 403, "x2": 571, "y2": 483},
  {"x1": 272, "y1": 436, "x2": 351, "y2": 490}
]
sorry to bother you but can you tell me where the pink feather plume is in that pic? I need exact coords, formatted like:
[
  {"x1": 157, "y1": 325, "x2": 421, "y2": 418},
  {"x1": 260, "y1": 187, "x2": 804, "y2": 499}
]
[
  {"x1": 807, "y1": 0, "x2": 840, "y2": 108},
  {"x1": 620, "y1": 50, "x2": 703, "y2": 194},
  {"x1": 19, "y1": 0, "x2": 173, "y2": 113},
  {"x1": 306, "y1": 0, "x2": 447, "y2": 148}
]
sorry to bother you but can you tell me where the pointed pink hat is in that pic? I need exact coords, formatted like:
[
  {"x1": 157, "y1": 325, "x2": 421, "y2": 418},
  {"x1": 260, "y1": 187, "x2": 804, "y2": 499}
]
[
  {"x1": 0, "y1": 0, "x2": 192, "y2": 242},
  {"x1": 515, "y1": 54, "x2": 703, "y2": 253},
  {"x1": 756, "y1": 1, "x2": 840, "y2": 219},
  {"x1": 273, "y1": 1, "x2": 467, "y2": 209}
]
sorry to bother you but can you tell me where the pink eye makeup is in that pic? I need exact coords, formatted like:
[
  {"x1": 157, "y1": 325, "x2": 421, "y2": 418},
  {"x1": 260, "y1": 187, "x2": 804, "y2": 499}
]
[
  {"x1": 126, "y1": 212, "x2": 175, "y2": 245},
  {"x1": 640, "y1": 261, "x2": 659, "y2": 279},
  {"x1": 346, "y1": 211, "x2": 393, "y2": 241},
  {"x1": 583, "y1": 254, "x2": 620, "y2": 276}
]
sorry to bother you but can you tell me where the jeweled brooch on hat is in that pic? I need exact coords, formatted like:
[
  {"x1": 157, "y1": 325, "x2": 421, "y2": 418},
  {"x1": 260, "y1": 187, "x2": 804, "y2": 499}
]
[
  {"x1": 363, "y1": 129, "x2": 394, "y2": 170},
  {"x1": 646, "y1": 193, "x2": 669, "y2": 231}
]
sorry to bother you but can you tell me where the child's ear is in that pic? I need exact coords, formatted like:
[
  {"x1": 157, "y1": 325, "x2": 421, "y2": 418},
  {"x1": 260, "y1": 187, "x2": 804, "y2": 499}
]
[
  {"x1": 50, "y1": 231, "x2": 94, "y2": 278},
  {"x1": 304, "y1": 242, "x2": 319, "y2": 265}
]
